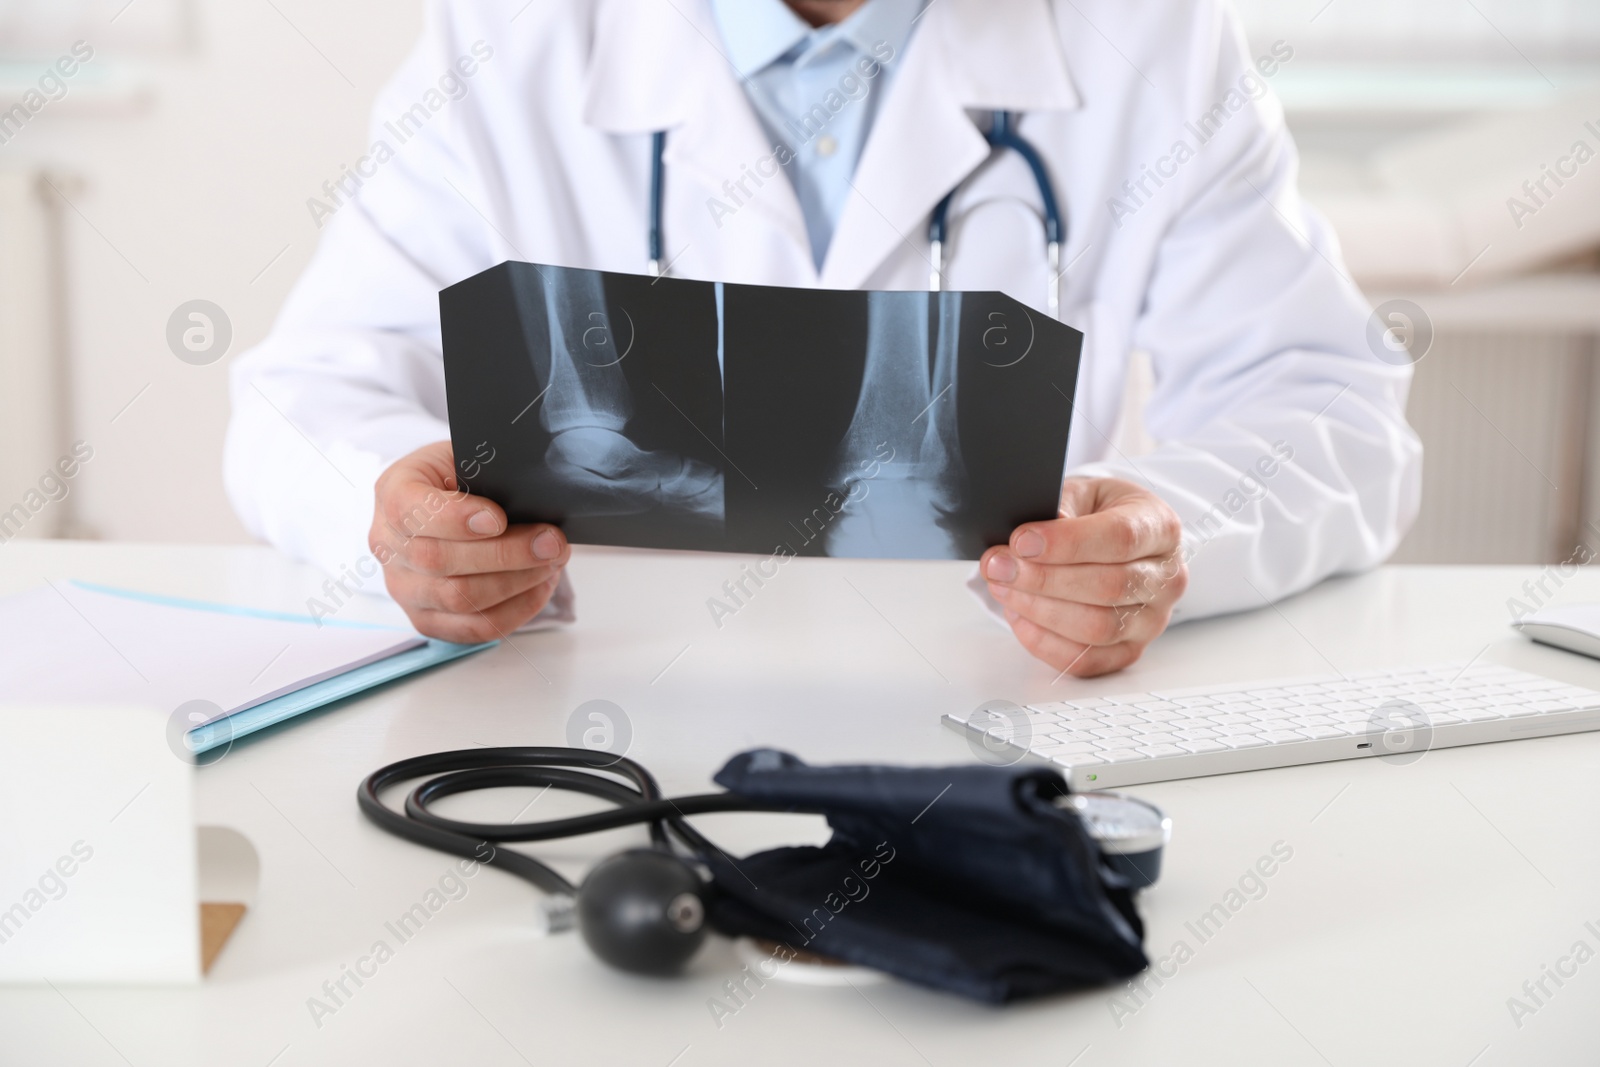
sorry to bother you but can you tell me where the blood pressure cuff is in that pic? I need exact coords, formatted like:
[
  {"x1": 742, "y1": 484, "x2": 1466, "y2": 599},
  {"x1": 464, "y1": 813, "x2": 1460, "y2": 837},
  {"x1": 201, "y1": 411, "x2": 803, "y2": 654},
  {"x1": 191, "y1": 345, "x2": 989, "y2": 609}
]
[{"x1": 703, "y1": 749, "x2": 1148, "y2": 1003}]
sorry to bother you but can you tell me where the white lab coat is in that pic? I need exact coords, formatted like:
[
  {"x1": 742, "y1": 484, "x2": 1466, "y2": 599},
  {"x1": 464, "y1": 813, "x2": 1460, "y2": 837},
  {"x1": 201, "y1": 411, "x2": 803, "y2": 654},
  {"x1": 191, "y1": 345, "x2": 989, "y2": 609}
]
[{"x1": 225, "y1": 0, "x2": 1422, "y2": 624}]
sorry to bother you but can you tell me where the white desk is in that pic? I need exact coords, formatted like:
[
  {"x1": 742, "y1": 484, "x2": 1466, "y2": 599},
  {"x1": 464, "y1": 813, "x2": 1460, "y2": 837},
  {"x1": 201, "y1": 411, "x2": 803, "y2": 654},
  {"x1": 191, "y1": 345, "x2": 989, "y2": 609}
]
[{"x1": 4, "y1": 543, "x2": 1599, "y2": 1067}]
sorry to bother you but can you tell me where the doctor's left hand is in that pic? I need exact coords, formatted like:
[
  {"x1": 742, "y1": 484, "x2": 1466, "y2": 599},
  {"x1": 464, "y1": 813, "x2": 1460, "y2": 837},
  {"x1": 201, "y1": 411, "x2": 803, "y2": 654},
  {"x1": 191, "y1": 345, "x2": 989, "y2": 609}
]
[{"x1": 980, "y1": 477, "x2": 1187, "y2": 677}]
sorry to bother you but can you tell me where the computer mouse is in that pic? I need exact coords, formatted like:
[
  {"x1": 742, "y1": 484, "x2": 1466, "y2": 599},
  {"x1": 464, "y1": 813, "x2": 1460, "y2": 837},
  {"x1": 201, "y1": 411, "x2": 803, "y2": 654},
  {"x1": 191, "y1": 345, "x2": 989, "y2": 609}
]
[{"x1": 1511, "y1": 604, "x2": 1600, "y2": 661}]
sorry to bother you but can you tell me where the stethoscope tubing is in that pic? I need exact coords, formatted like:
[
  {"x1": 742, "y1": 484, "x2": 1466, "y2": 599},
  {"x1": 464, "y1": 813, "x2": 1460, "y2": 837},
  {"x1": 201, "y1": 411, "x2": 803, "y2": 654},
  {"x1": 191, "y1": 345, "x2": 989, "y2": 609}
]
[{"x1": 647, "y1": 110, "x2": 1065, "y2": 315}]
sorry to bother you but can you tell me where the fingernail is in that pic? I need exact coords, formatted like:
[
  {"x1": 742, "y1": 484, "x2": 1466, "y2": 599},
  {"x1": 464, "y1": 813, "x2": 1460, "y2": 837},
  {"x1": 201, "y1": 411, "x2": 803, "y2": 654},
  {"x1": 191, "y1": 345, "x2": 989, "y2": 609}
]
[
  {"x1": 468, "y1": 510, "x2": 501, "y2": 535},
  {"x1": 533, "y1": 530, "x2": 562, "y2": 560},
  {"x1": 1014, "y1": 530, "x2": 1045, "y2": 558},
  {"x1": 986, "y1": 553, "x2": 1018, "y2": 583}
]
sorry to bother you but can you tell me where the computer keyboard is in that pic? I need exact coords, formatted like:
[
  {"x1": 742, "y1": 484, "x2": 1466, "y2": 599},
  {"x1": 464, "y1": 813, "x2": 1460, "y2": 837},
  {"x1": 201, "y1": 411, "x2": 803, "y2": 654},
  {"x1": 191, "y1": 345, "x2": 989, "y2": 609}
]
[{"x1": 944, "y1": 661, "x2": 1600, "y2": 788}]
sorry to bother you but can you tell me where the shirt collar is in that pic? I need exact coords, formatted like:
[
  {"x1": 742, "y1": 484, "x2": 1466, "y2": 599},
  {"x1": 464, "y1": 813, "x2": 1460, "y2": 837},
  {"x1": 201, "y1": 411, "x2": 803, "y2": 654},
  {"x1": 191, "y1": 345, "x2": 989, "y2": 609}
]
[
  {"x1": 710, "y1": 0, "x2": 811, "y2": 78},
  {"x1": 710, "y1": 0, "x2": 926, "y2": 79},
  {"x1": 834, "y1": 0, "x2": 925, "y2": 68},
  {"x1": 582, "y1": 0, "x2": 1080, "y2": 135}
]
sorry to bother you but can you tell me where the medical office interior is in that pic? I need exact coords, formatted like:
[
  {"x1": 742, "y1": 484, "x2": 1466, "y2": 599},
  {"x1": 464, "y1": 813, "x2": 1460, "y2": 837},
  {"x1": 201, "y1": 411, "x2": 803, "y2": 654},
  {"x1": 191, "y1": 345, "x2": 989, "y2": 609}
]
[
  {"x1": 7, "y1": 0, "x2": 1600, "y2": 1065},
  {"x1": 2, "y1": 0, "x2": 1599, "y2": 561}
]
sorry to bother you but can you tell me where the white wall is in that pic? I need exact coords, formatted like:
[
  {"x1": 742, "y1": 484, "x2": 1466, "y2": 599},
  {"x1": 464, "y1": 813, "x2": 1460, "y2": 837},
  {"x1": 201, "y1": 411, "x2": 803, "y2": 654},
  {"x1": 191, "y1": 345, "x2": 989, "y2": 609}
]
[{"x1": 1, "y1": 0, "x2": 421, "y2": 543}]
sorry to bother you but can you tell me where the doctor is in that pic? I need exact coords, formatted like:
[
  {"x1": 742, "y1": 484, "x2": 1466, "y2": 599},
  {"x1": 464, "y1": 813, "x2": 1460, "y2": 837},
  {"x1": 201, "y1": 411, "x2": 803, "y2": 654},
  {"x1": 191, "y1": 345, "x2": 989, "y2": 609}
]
[{"x1": 226, "y1": 0, "x2": 1421, "y2": 676}]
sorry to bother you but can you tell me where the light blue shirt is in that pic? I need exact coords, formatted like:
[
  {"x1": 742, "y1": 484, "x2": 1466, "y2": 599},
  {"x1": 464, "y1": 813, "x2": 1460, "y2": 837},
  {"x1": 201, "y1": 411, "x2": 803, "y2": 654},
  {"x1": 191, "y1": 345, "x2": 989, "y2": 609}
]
[{"x1": 709, "y1": 0, "x2": 926, "y2": 269}]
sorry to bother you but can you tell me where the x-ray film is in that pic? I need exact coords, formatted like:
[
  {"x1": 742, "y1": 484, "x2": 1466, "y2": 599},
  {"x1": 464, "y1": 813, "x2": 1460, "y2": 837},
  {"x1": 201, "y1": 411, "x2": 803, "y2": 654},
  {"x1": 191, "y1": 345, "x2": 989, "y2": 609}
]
[{"x1": 440, "y1": 262, "x2": 1081, "y2": 560}]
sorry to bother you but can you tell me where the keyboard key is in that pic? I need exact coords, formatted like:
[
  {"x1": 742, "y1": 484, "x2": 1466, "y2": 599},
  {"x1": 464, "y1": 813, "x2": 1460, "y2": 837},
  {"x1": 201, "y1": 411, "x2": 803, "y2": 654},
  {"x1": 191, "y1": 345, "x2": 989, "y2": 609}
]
[
  {"x1": 1132, "y1": 718, "x2": 1179, "y2": 731},
  {"x1": 1174, "y1": 727, "x2": 1221, "y2": 740},
  {"x1": 1220, "y1": 735, "x2": 1268, "y2": 749},
  {"x1": 1096, "y1": 749, "x2": 1148, "y2": 764},
  {"x1": 1283, "y1": 709, "x2": 1334, "y2": 721},
  {"x1": 963, "y1": 726, "x2": 1026, "y2": 750},
  {"x1": 1136, "y1": 743, "x2": 1186, "y2": 759},
  {"x1": 1050, "y1": 753, "x2": 1105, "y2": 768},
  {"x1": 1132, "y1": 732, "x2": 1180, "y2": 746},
  {"x1": 1257, "y1": 730, "x2": 1311, "y2": 745},
  {"x1": 1296, "y1": 725, "x2": 1347, "y2": 740},
  {"x1": 1047, "y1": 713, "x2": 1111, "y2": 727},
  {"x1": 1176, "y1": 739, "x2": 1228, "y2": 754},
  {"x1": 1043, "y1": 740, "x2": 1101, "y2": 756}
]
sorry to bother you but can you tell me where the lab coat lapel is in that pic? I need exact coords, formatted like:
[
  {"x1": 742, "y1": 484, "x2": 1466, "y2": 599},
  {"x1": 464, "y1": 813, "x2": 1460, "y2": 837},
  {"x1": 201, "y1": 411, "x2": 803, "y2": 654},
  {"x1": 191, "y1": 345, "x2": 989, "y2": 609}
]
[
  {"x1": 585, "y1": 0, "x2": 814, "y2": 279},
  {"x1": 821, "y1": 0, "x2": 1082, "y2": 291}
]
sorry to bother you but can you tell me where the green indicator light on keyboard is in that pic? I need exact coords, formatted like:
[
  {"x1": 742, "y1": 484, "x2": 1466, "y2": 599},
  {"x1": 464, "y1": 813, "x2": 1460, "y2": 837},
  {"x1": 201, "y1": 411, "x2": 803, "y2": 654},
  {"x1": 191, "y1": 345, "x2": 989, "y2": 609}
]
[{"x1": 1088, "y1": 773, "x2": 1097, "y2": 780}]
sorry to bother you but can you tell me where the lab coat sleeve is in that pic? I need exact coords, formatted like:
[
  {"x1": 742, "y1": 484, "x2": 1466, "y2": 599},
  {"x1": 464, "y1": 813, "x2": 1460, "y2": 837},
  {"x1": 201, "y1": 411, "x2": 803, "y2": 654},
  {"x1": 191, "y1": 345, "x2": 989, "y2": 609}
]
[
  {"x1": 224, "y1": 5, "x2": 543, "y2": 606},
  {"x1": 1069, "y1": 11, "x2": 1423, "y2": 624}
]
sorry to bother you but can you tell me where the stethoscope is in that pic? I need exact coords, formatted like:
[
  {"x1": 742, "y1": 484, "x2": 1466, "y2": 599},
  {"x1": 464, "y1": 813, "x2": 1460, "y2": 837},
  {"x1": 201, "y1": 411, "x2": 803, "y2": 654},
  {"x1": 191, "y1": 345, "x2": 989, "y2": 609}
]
[{"x1": 647, "y1": 109, "x2": 1066, "y2": 317}]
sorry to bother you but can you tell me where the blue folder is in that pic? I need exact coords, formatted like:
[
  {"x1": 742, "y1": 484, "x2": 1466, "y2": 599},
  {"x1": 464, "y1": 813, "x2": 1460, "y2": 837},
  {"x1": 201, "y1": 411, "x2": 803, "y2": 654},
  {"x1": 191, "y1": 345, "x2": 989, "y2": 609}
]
[{"x1": 184, "y1": 637, "x2": 494, "y2": 754}]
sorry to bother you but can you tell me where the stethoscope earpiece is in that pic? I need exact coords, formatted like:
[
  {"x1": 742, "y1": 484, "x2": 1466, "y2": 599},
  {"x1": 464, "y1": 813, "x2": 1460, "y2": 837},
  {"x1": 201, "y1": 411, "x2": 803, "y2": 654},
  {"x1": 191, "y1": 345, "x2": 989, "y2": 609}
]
[{"x1": 576, "y1": 848, "x2": 709, "y2": 975}]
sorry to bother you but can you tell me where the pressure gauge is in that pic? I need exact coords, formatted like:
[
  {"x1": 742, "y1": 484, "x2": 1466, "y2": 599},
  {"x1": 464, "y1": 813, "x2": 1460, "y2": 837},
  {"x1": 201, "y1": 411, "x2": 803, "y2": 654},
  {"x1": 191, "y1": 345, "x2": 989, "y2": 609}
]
[{"x1": 1061, "y1": 791, "x2": 1171, "y2": 890}]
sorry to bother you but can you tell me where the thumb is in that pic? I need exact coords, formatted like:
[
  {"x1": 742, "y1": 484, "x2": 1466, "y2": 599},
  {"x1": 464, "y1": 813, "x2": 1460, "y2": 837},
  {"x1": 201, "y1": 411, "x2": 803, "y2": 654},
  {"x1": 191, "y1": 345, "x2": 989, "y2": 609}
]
[{"x1": 378, "y1": 443, "x2": 508, "y2": 541}]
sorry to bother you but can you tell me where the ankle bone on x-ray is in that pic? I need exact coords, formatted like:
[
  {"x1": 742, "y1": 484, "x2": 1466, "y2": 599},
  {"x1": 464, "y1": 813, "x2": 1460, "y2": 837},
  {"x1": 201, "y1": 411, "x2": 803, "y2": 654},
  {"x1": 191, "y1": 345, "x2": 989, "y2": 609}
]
[
  {"x1": 826, "y1": 291, "x2": 965, "y2": 557},
  {"x1": 522, "y1": 269, "x2": 723, "y2": 518}
]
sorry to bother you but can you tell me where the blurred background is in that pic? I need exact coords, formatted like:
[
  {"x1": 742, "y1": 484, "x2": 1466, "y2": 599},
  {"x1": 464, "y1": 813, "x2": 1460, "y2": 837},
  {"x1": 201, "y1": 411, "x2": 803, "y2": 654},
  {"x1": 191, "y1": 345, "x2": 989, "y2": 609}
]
[{"x1": 1, "y1": 0, "x2": 1597, "y2": 564}]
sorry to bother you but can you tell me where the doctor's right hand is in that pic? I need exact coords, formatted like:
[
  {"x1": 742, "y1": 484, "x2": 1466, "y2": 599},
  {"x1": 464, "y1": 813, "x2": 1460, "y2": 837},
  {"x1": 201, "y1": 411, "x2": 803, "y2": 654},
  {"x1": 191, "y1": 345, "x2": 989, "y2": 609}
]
[{"x1": 369, "y1": 441, "x2": 569, "y2": 644}]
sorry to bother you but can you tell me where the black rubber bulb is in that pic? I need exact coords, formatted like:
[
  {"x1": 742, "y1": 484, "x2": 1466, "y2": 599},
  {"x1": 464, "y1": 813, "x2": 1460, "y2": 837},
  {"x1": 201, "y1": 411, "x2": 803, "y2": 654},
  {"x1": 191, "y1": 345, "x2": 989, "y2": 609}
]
[{"x1": 576, "y1": 849, "x2": 708, "y2": 975}]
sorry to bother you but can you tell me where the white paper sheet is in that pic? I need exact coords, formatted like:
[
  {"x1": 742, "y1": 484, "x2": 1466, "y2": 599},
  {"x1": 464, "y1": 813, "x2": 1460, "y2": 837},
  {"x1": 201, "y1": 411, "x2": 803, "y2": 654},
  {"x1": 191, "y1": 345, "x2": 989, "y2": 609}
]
[{"x1": 0, "y1": 580, "x2": 423, "y2": 724}]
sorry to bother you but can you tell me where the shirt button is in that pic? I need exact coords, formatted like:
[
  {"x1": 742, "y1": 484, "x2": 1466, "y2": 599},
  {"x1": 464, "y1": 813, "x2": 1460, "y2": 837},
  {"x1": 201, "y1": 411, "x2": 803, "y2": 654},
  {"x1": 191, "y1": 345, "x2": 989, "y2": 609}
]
[{"x1": 815, "y1": 134, "x2": 838, "y2": 158}]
